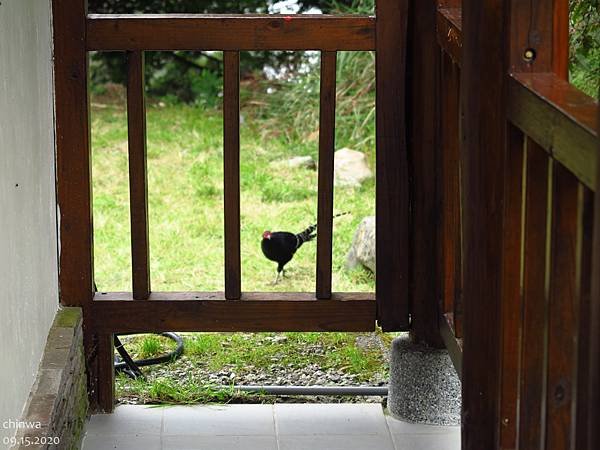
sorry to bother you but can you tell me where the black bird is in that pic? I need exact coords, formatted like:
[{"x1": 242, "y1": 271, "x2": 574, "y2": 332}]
[{"x1": 261, "y1": 212, "x2": 348, "y2": 284}]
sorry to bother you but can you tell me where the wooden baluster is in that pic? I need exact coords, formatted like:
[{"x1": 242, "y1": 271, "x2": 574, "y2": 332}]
[
  {"x1": 545, "y1": 163, "x2": 579, "y2": 450},
  {"x1": 223, "y1": 51, "x2": 241, "y2": 300},
  {"x1": 127, "y1": 50, "x2": 150, "y2": 300},
  {"x1": 316, "y1": 51, "x2": 337, "y2": 300},
  {"x1": 499, "y1": 123, "x2": 525, "y2": 448},
  {"x1": 519, "y1": 139, "x2": 551, "y2": 450}
]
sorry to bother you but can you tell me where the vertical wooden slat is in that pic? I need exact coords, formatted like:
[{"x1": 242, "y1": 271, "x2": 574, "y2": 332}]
[
  {"x1": 460, "y1": 0, "x2": 508, "y2": 447},
  {"x1": 519, "y1": 140, "x2": 551, "y2": 450},
  {"x1": 407, "y1": 0, "x2": 443, "y2": 346},
  {"x1": 545, "y1": 163, "x2": 579, "y2": 450},
  {"x1": 316, "y1": 51, "x2": 337, "y2": 300},
  {"x1": 552, "y1": 0, "x2": 569, "y2": 80},
  {"x1": 126, "y1": 50, "x2": 150, "y2": 300},
  {"x1": 439, "y1": 50, "x2": 462, "y2": 338},
  {"x1": 575, "y1": 187, "x2": 594, "y2": 450},
  {"x1": 375, "y1": 0, "x2": 410, "y2": 331},
  {"x1": 499, "y1": 123, "x2": 525, "y2": 449},
  {"x1": 52, "y1": 0, "x2": 94, "y2": 306},
  {"x1": 587, "y1": 102, "x2": 600, "y2": 450},
  {"x1": 223, "y1": 51, "x2": 241, "y2": 300}
]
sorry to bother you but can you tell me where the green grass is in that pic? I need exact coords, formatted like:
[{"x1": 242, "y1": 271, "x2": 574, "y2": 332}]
[
  {"x1": 116, "y1": 331, "x2": 389, "y2": 404},
  {"x1": 91, "y1": 75, "x2": 375, "y2": 293}
]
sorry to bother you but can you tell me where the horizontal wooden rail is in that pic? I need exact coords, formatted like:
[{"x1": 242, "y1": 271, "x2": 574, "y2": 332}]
[
  {"x1": 86, "y1": 14, "x2": 375, "y2": 51},
  {"x1": 91, "y1": 292, "x2": 375, "y2": 332},
  {"x1": 508, "y1": 72, "x2": 599, "y2": 190},
  {"x1": 436, "y1": 8, "x2": 461, "y2": 64}
]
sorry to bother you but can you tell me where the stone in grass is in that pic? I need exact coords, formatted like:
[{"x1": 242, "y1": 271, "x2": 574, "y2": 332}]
[
  {"x1": 271, "y1": 155, "x2": 317, "y2": 170},
  {"x1": 346, "y1": 216, "x2": 375, "y2": 273},
  {"x1": 334, "y1": 148, "x2": 372, "y2": 187}
]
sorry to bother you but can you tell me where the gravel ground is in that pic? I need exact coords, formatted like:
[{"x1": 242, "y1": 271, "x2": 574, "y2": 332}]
[{"x1": 117, "y1": 333, "x2": 390, "y2": 406}]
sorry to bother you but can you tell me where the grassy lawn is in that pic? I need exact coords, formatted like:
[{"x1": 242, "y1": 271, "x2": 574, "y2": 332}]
[
  {"x1": 92, "y1": 81, "x2": 375, "y2": 293},
  {"x1": 90, "y1": 52, "x2": 381, "y2": 403}
]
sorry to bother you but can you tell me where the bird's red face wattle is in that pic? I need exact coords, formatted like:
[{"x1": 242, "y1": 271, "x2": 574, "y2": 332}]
[{"x1": 262, "y1": 231, "x2": 271, "y2": 240}]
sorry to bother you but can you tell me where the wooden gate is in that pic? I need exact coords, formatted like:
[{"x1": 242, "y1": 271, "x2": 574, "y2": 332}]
[{"x1": 52, "y1": 0, "x2": 411, "y2": 411}]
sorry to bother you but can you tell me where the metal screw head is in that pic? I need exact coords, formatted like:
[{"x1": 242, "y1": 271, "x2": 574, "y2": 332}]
[{"x1": 523, "y1": 48, "x2": 536, "y2": 62}]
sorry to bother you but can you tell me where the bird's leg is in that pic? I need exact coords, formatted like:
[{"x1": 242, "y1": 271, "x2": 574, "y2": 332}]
[
  {"x1": 272, "y1": 271, "x2": 282, "y2": 285},
  {"x1": 282, "y1": 269, "x2": 287, "y2": 278}
]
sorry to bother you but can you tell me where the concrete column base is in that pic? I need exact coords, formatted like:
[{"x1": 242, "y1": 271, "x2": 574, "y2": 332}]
[{"x1": 388, "y1": 334, "x2": 461, "y2": 426}]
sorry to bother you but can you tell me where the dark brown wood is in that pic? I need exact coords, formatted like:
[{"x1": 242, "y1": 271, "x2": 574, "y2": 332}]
[
  {"x1": 499, "y1": 123, "x2": 525, "y2": 449},
  {"x1": 460, "y1": 0, "x2": 508, "y2": 447},
  {"x1": 507, "y1": 0, "x2": 568, "y2": 77},
  {"x1": 440, "y1": 313, "x2": 463, "y2": 375},
  {"x1": 508, "y1": 73, "x2": 598, "y2": 190},
  {"x1": 52, "y1": 0, "x2": 99, "y2": 411},
  {"x1": 223, "y1": 51, "x2": 241, "y2": 300},
  {"x1": 316, "y1": 51, "x2": 337, "y2": 300},
  {"x1": 86, "y1": 14, "x2": 375, "y2": 51},
  {"x1": 53, "y1": 0, "x2": 94, "y2": 306},
  {"x1": 407, "y1": 0, "x2": 443, "y2": 346},
  {"x1": 91, "y1": 292, "x2": 376, "y2": 332},
  {"x1": 588, "y1": 100, "x2": 600, "y2": 450},
  {"x1": 575, "y1": 187, "x2": 594, "y2": 450},
  {"x1": 375, "y1": 0, "x2": 410, "y2": 331},
  {"x1": 126, "y1": 50, "x2": 150, "y2": 300},
  {"x1": 438, "y1": 50, "x2": 462, "y2": 338},
  {"x1": 436, "y1": 8, "x2": 462, "y2": 65},
  {"x1": 95, "y1": 333, "x2": 115, "y2": 413},
  {"x1": 546, "y1": 163, "x2": 579, "y2": 450},
  {"x1": 518, "y1": 139, "x2": 550, "y2": 450}
]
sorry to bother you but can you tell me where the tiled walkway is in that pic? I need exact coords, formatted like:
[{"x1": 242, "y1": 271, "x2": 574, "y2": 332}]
[{"x1": 82, "y1": 404, "x2": 460, "y2": 450}]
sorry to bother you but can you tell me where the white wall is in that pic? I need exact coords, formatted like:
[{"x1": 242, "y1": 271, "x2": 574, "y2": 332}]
[{"x1": 0, "y1": 0, "x2": 58, "y2": 446}]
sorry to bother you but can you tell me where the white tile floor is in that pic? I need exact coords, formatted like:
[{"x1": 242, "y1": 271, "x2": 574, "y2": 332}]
[{"x1": 82, "y1": 404, "x2": 460, "y2": 450}]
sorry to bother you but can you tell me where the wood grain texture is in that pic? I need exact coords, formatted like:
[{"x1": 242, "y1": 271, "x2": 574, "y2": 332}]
[
  {"x1": 439, "y1": 51, "x2": 462, "y2": 339},
  {"x1": 587, "y1": 99, "x2": 600, "y2": 450},
  {"x1": 508, "y1": 73, "x2": 598, "y2": 190},
  {"x1": 440, "y1": 313, "x2": 463, "y2": 376},
  {"x1": 126, "y1": 50, "x2": 150, "y2": 300},
  {"x1": 316, "y1": 51, "x2": 337, "y2": 300},
  {"x1": 575, "y1": 187, "x2": 594, "y2": 450},
  {"x1": 95, "y1": 333, "x2": 115, "y2": 413},
  {"x1": 375, "y1": 0, "x2": 410, "y2": 331},
  {"x1": 499, "y1": 123, "x2": 525, "y2": 449},
  {"x1": 519, "y1": 140, "x2": 550, "y2": 450},
  {"x1": 436, "y1": 8, "x2": 462, "y2": 65},
  {"x1": 546, "y1": 163, "x2": 579, "y2": 450},
  {"x1": 460, "y1": 0, "x2": 507, "y2": 447},
  {"x1": 86, "y1": 14, "x2": 375, "y2": 51},
  {"x1": 406, "y1": 0, "x2": 443, "y2": 346},
  {"x1": 53, "y1": 0, "x2": 94, "y2": 307},
  {"x1": 223, "y1": 51, "x2": 241, "y2": 300},
  {"x1": 91, "y1": 293, "x2": 375, "y2": 332}
]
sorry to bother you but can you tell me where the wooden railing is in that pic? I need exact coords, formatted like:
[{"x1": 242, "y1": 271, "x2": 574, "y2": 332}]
[
  {"x1": 433, "y1": 1, "x2": 599, "y2": 448},
  {"x1": 52, "y1": 0, "x2": 413, "y2": 412}
]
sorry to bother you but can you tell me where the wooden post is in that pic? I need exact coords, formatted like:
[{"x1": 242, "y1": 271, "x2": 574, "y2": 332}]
[
  {"x1": 460, "y1": 0, "x2": 509, "y2": 448},
  {"x1": 52, "y1": 0, "x2": 101, "y2": 410},
  {"x1": 587, "y1": 97, "x2": 600, "y2": 450},
  {"x1": 406, "y1": 0, "x2": 443, "y2": 346},
  {"x1": 375, "y1": 0, "x2": 410, "y2": 331}
]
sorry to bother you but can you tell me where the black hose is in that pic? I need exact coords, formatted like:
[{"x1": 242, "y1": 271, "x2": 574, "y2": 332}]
[{"x1": 114, "y1": 332, "x2": 185, "y2": 379}]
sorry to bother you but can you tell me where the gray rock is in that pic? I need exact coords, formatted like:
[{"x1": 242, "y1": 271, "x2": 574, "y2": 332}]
[
  {"x1": 272, "y1": 155, "x2": 317, "y2": 170},
  {"x1": 346, "y1": 216, "x2": 375, "y2": 273},
  {"x1": 334, "y1": 148, "x2": 372, "y2": 187}
]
